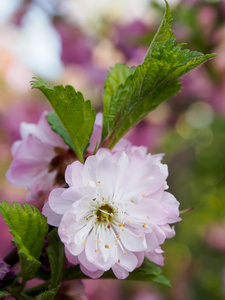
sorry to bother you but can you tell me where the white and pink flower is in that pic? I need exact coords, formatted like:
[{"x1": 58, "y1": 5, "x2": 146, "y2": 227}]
[{"x1": 43, "y1": 146, "x2": 180, "y2": 279}]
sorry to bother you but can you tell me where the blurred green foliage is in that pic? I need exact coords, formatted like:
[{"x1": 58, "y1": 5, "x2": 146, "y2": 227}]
[{"x1": 161, "y1": 114, "x2": 225, "y2": 300}]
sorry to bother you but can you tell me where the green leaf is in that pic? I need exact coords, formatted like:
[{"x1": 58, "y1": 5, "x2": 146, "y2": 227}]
[
  {"x1": 151, "y1": 274, "x2": 171, "y2": 286},
  {"x1": 126, "y1": 259, "x2": 170, "y2": 286},
  {"x1": 46, "y1": 111, "x2": 76, "y2": 154},
  {"x1": 0, "y1": 291, "x2": 11, "y2": 298},
  {"x1": 31, "y1": 78, "x2": 96, "y2": 163},
  {"x1": 62, "y1": 260, "x2": 170, "y2": 286},
  {"x1": 0, "y1": 201, "x2": 48, "y2": 282},
  {"x1": 105, "y1": 1, "x2": 217, "y2": 148},
  {"x1": 143, "y1": 0, "x2": 174, "y2": 63},
  {"x1": 46, "y1": 228, "x2": 64, "y2": 289},
  {"x1": 108, "y1": 61, "x2": 182, "y2": 148},
  {"x1": 102, "y1": 64, "x2": 135, "y2": 140},
  {"x1": 38, "y1": 287, "x2": 59, "y2": 300}
]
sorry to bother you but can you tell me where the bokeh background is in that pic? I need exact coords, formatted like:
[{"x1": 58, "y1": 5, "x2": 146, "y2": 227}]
[{"x1": 0, "y1": 0, "x2": 225, "y2": 299}]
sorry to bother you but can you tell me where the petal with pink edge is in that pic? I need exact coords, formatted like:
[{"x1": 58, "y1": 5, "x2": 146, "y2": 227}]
[
  {"x1": 112, "y1": 264, "x2": 129, "y2": 279},
  {"x1": 48, "y1": 188, "x2": 73, "y2": 214},
  {"x1": 117, "y1": 247, "x2": 138, "y2": 272},
  {"x1": 65, "y1": 247, "x2": 79, "y2": 265},
  {"x1": 42, "y1": 202, "x2": 62, "y2": 227},
  {"x1": 80, "y1": 264, "x2": 104, "y2": 279},
  {"x1": 145, "y1": 247, "x2": 164, "y2": 266},
  {"x1": 78, "y1": 250, "x2": 102, "y2": 273},
  {"x1": 65, "y1": 161, "x2": 84, "y2": 187}
]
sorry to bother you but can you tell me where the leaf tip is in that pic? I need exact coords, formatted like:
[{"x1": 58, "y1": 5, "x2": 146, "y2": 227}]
[{"x1": 30, "y1": 77, "x2": 54, "y2": 90}]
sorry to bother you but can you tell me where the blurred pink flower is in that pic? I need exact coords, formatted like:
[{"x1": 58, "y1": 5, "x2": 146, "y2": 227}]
[
  {"x1": 197, "y1": 6, "x2": 217, "y2": 38},
  {"x1": 6, "y1": 111, "x2": 68, "y2": 201},
  {"x1": 132, "y1": 290, "x2": 165, "y2": 300},
  {"x1": 205, "y1": 223, "x2": 225, "y2": 252},
  {"x1": 1, "y1": 100, "x2": 48, "y2": 143},
  {"x1": 126, "y1": 120, "x2": 165, "y2": 151},
  {"x1": 114, "y1": 21, "x2": 149, "y2": 65},
  {"x1": 83, "y1": 279, "x2": 119, "y2": 300},
  {"x1": 55, "y1": 21, "x2": 92, "y2": 66},
  {"x1": 180, "y1": 67, "x2": 214, "y2": 103},
  {"x1": 43, "y1": 146, "x2": 180, "y2": 279}
]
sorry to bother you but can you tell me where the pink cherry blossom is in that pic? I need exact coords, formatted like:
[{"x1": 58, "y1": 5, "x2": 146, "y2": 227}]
[
  {"x1": 43, "y1": 147, "x2": 181, "y2": 279},
  {"x1": 6, "y1": 112, "x2": 131, "y2": 201},
  {"x1": 6, "y1": 111, "x2": 69, "y2": 201}
]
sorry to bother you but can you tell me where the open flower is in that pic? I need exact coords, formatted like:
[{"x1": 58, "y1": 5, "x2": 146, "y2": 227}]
[{"x1": 43, "y1": 147, "x2": 180, "y2": 279}]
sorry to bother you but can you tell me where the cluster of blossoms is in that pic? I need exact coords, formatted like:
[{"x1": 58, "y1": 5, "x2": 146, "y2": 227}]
[{"x1": 6, "y1": 112, "x2": 180, "y2": 279}]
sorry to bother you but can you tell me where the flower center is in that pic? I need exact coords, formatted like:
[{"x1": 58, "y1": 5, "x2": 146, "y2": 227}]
[{"x1": 96, "y1": 204, "x2": 114, "y2": 224}]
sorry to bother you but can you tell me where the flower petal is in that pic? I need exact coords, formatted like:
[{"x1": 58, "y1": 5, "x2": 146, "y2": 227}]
[
  {"x1": 65, "y1": 161, "x2": 84, "y2": 187},
  {"x1": 117, "y1": 247, "x2": 138, "y2": 272},
  {"x1": 65, "y1": 247, "x2": 79, "y2": 265},
  {"x1": 49, "y1": 188, "x2": 73, "y2": 214},
  {"x1": 119, "y1": 227, "x2": 147, "y2": 252},
  {"x1": 78, "y1": 250, "x2": 101, "y2": 272},
  {"x1": 145, "y1": 246, "x2": 164, "y2": 266},
  {"x1": 42, "y1": 202, "x2": 62, "y2": 227},
  {"x1": 112, "y1": 264, "x2": 129, "y2": 279},
  {"x1": 80, "y1": 264, "x2": 104, "y2": 279}
]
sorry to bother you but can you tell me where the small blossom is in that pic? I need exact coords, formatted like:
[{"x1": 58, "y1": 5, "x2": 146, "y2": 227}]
[
  {"x1": 6, "y1": 112, "x2": 130, "y2": 201},
  {"x1": 6, "y1": 111, "x2": 69, "y2": 201},
  {"x1": 43, "y1": 147, "x2": 181, "y2": 279}
]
